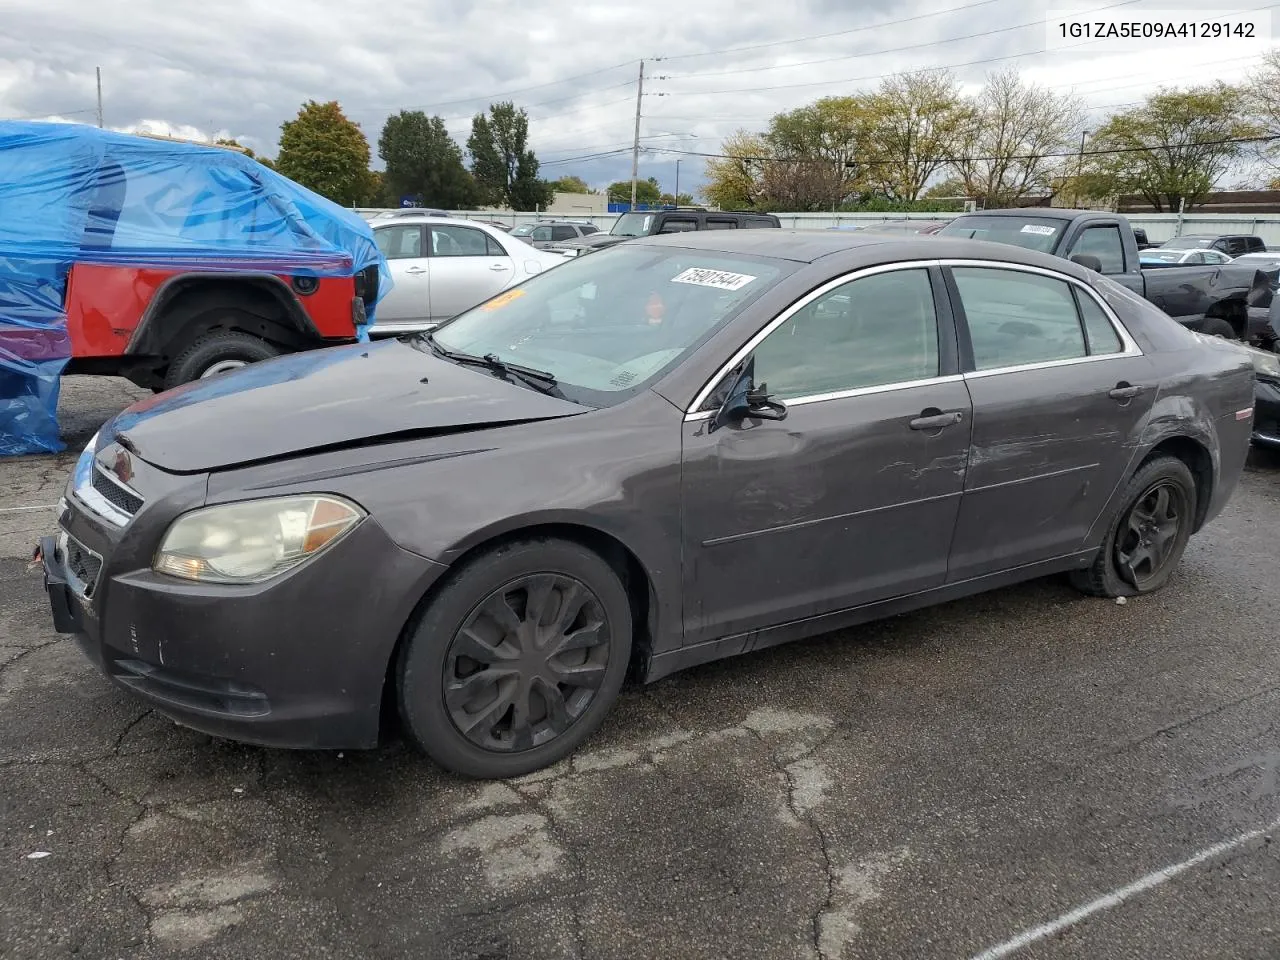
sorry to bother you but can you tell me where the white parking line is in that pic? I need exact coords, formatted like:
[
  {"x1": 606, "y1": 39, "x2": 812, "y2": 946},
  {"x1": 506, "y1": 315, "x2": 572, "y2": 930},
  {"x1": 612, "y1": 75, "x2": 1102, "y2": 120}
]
[
  {"x1": 969, "y1": 814, "x2": 1280, "y2": 960},
  {"x1": 0, "y1": 504, "x2": 58, "y2": 515}
]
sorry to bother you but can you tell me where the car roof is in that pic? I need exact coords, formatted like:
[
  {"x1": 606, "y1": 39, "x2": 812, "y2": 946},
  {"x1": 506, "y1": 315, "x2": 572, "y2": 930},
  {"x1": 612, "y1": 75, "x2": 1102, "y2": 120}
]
[
  {"x1": 370, "y1": 215, "x2": 472, "y2": 226},
  {"x1": 952, "y1": 208, "x2": 1101, "y2": 220},
  {"x1": 628, "y1": 228, "x2": 1100, "y2": 278}
]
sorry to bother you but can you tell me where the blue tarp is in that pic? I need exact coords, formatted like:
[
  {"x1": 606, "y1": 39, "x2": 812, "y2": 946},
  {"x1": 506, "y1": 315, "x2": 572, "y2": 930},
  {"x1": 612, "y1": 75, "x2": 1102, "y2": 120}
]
[{"x1": 0, "y1": 121, "x2": 391, "y2": 456}]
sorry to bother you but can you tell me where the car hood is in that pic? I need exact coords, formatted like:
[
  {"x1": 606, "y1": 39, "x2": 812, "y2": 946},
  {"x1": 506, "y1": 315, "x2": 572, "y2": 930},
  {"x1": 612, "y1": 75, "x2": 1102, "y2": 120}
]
[{"x1": 99, "y1": 339, "x2": 593, "y2": 474}]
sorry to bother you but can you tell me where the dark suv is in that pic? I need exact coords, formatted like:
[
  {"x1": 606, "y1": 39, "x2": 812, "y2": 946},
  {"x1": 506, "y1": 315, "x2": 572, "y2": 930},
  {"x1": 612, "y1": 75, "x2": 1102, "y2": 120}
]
[
  {"x1": 1159, "y1": 234, "x2": 1266, "y2": 257},
  {"x1": 547, "y1": 209, "x2": 780, "y2": 257}
]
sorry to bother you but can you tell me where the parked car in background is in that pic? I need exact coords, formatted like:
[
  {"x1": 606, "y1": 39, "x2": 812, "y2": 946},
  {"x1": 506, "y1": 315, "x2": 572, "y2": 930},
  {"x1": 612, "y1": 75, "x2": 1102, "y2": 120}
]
[
  {"x1": 38, "y1": 229, "x2": 1256, "y2": 778},
  {"x1": 509, "y1": 219, "x2": 600, "y2": 249},
  {"x1": 860, "y1": 219, "x2": 953, "y2": 235},
  {"x1": 371, "y1": 208, "x2": 451, "y2": 220},
  {"x1": 1158, "y1": 234, "x2": 1266, "y2": 257},
  {"x1": 937, "y1": 210, "x2": 1267, "y2": 338},
  {"x1": 545, "y1": 209, "x2": 780, "y2": 257},
  {"x1": 1140, "y1": 247, "x2": 1234, "y2": 266},
  {"x1": 369, "y1": 215, "x2": 566, "y2": 335}
]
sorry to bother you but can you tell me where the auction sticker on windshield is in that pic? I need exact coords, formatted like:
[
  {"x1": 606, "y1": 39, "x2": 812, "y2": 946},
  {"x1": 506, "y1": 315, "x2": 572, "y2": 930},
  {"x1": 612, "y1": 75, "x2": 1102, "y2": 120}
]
[
  {"x1": 671, "y1": 267, "x2": 757, "y2": 290},
  {"x1": 1020, "y1": 224, "x2": 1057, "y2": 236},
  {"x1": 481, "y1": 289, "x2": 527, "y2": 311}
]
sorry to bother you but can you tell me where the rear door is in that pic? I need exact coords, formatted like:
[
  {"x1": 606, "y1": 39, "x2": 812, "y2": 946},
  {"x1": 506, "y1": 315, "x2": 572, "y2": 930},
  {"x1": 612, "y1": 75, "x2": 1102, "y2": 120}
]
[
  {"x1": 427, "y1": 224, "x2": 514, "y2": 321},
  {"x1": 942, "y1": 262, "x2": 1156, "y2": 581},
  {"x1": 371, "y1": 224, "x2": 430, "y2": 329}
]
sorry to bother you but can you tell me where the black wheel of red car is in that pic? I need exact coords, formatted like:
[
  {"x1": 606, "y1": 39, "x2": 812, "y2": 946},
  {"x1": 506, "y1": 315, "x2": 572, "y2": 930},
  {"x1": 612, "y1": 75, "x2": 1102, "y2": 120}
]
[
  {"x1": 163, "y1": 330, "x2": 281, "y2": 389},
  {"x1": 396, "y1": 537, "x2": 633, "y2": 779},
  {"x1": 1070, "y1": 455, "x2": 1197, "y2": 598}
]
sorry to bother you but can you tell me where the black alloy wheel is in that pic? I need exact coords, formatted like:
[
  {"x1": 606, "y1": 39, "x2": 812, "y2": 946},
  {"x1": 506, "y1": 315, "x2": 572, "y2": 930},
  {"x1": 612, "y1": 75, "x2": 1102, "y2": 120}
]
[
  {"x1": 397, "y1": 537, "x2": 633, "y2": 779},
  {"x1": 1070, "y1": 454, "x2": 1197, "y2": 598},
  {"x1": 444, "y1": 573, "x2": 611, "y2": 752},
  {"x1": 1113, "y1": 479, "x2": 1187, "y2": 589}
]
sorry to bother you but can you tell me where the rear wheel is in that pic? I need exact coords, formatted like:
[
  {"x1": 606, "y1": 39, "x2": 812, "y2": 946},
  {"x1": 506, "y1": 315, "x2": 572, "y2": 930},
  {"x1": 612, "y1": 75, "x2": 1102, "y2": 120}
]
[
  {"x1": 396, "y1": 538, "x2": 632, "y2": 779},
  {"x1": 1071, "y1": 455, "x2": 1197, "y2": 598},
  {"x1": 163, "y1": 330, "x2": 281, "y2": 389}
]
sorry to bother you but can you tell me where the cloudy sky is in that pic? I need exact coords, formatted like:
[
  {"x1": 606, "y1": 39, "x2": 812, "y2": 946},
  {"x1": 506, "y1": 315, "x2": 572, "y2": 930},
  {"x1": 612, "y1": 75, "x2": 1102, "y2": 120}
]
[{"x1": 0, "y1": 0, "x2": 1273, "y2": 200}]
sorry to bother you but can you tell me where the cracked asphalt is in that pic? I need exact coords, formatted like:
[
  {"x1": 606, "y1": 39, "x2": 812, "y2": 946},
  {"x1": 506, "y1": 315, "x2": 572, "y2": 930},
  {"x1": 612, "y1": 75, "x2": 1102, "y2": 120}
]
[{"x1": 2, "y1": 376, "x2": 1280, "y2": 960}]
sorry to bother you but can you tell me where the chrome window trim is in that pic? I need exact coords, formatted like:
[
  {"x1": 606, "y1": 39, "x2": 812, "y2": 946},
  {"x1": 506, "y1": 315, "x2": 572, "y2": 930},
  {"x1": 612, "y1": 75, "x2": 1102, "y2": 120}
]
[{"x1": 682, "y1": 257, "x2": 1143, "y2": 422}]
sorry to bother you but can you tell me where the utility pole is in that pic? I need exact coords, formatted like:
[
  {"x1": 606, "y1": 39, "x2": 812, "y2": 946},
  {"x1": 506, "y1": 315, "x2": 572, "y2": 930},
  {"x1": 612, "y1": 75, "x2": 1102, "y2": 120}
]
[
  {"x1": 630, "y1": 60, "x2": 645, "y2": 210},
  {"x1": 674, "y1": 159, "x2": 681, "y2": 204},
  {"x1": 1074, "y1": 128, "x2": 1089, "y2": 207},
  {"x1": 95, "y1": 67, "x2": 103, "y2": 127}
]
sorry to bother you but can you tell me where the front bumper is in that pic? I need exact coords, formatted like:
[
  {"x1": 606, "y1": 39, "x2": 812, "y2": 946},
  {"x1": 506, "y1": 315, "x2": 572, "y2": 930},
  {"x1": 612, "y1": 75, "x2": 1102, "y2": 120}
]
[
  {"x1": 37, "y1": 505, "x2": 447, "y2": 750},
  {"x1": 1253, "y1": 376, "x2": 1280, "y2": 447}
]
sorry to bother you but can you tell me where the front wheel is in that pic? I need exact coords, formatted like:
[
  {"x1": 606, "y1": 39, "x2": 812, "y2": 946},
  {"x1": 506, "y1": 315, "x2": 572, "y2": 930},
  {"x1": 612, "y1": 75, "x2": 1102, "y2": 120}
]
[
  {"x1": 396, "y1": 538, "x2": 633, "y2": 779},
  {"x1": 1071, "y1": 455, "x2": 1197, "y2": 598}
]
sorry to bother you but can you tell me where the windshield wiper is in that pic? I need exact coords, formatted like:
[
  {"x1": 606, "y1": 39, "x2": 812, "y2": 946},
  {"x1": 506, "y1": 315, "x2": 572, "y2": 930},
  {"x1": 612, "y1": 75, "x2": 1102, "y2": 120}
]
[{"x1": 420, "y1": 332, "x2": 562, "y2": 396}]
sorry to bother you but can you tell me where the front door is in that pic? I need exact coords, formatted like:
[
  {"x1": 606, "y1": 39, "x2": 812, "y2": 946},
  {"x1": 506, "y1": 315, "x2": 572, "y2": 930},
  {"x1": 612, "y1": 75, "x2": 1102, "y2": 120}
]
[
  {"x1": 371, "y1": 224, "x2": 430, "y2": 329},
  {"x1": 680, "y1": 265, "x2": 973, "y2": 646},
  {"x1": 427, "y1": 223, "x2": 514, "y2": 321},
  {"x1": 943, "y1": 263, "x2": 1157, "y2": 581}
]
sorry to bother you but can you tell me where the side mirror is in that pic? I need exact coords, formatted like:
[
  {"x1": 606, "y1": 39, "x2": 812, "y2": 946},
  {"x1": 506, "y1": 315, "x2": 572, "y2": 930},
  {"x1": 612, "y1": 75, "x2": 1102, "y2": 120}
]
[
  {"x1": 710, "y1": 358, "x2": 787, "y2": 432},
  {"x1": 1070, "y1": 253, "x2": 1103, "y2": 273}
]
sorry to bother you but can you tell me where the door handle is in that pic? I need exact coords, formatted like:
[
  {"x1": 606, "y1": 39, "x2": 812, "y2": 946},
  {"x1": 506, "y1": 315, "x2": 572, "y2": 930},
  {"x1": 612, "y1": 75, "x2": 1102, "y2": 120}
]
[
  {"x1": 405, "y1": 267, "x2": 426, "y2": 275},
  {"x1": 909, "y1": 409, "x2": 964, "y2": 430},
  {"x1": 489, "y1": 263, "x2": 510, "y2": 271},
  {"x1": 1108, "y1": 382, "x2": 1143, "y2": 400}
]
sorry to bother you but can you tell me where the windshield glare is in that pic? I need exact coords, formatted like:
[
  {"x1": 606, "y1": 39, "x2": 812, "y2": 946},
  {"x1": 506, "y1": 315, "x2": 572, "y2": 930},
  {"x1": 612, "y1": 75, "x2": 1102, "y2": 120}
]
[
  {"x1": 937, "y1": 216, "x2": 1063, "y2": 253},
  {"x1": 429, "y1": 245, "x2": 787, "y2": 406},
  {"x1": 510, "y1": 224, "x2": 535, "y2": 236},
  {"x1": 610, "y1": 213, "x2": 654, "y2": 237}
]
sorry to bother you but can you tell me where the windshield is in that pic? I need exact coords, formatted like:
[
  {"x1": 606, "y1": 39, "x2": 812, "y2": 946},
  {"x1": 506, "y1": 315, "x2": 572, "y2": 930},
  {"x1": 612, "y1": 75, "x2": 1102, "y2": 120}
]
[
  {"x1": 936, "y1": 216, "x2": 1064, "y2": 253},
  {"x1": 428, "y1": 244, "x2": 789, "y2": 407},
  {"x1": 610, "y1": 213, "x2": 655, "y2": 237},
  {"x1": 510, "y1": 224, "x2": 535, "y2": 236},
  {"x1": 1140, "y1": 250, "x2": 1184, "y2": 263},
  {"x1": 1160, "y1": 237, "x2": 1211, "y2": 249}
]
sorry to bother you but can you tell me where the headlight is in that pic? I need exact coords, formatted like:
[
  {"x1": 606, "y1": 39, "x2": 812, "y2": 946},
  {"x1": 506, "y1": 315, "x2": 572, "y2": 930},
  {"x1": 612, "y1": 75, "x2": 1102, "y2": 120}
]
[{"x1": 154, "y1": 495, "x2": 364, "y2": 584}]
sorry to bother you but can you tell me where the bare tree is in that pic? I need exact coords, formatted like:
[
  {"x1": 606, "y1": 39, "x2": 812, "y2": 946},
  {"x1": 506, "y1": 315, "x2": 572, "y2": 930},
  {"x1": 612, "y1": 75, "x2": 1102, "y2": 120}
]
[
  {"x1": 863, "y1": 69, "x2": 974, "y2": 201},
  {"x1": 951, "y1": 69, "x2": 1084, "y2": 206}
]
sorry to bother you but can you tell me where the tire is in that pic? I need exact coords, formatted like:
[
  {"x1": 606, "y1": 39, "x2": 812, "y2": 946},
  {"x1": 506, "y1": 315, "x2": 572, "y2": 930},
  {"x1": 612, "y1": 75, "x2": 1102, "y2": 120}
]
[
  {"x1": 163, "y1": 330, "x2": 281, "y2": 389},
  {"x1": 1199, "y1": 317, "x2": 1236, "y2": 340},
  {"x1": 396, "y1": 537, "x2": 633, "y2": 779},
  {"x1": 1070, "y1": 455, "x2": 1198, "y2": 598}
]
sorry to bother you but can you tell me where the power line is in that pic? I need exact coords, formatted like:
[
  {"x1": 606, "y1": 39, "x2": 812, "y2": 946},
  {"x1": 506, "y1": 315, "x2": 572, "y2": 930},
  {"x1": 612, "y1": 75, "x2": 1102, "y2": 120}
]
[
  {"x1": 654, "y1": 1, "x2": 1278, "y2": 98},
  {"x1": 645, "y1": 133, "x2": 1280, "y2": 167},
  {"x1": 0, "y1": 107, "x2": 97, "y2": 121},
  {"x1": 651, "y1": 0, "x2": 1008, "y2": 62},
  {"x1": 388, "y1": 59, "x2": 640, "y2": 112},
  {"x1": 659, "y1": 0, "x2": 1144, "y2": 81}
]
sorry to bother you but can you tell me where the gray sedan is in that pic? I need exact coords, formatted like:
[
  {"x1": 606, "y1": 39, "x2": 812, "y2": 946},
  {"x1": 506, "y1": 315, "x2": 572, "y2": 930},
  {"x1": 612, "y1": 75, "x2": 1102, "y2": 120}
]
[{"x1": 37, "y1": 230, "x2": 1256, "y2": 779}]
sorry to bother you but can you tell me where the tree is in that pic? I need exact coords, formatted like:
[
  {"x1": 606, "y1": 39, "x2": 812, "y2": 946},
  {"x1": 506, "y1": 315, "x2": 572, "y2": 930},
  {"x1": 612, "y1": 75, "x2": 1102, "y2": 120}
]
[
  {"x1": 950, "y1": 69, "x2": 1084, "y2": 206},
  {"x1": 607, "y1": 176, "x2": 661, "y2": 205},
  {"x1": 1080, "y1": 83, "x2": 1260, "y2": 211},
  {"x1": 274, "y1": 100, "x2": 375, "y2": 206},
  {"x1": 1245, "y1": 49, "x2": 1280, "y2": 174},
  {"x1": 378, "y1": 110, "x2": 478, "y2": 209},
  {"x1": 702, "y1": 130, "x2": 770, "y2": 209},
  {"x1": 660, "y1": 192, "x2": 695, "y2": 206},
  {"x1": 551, "y1": 175, "x2": 591, "y2": 194},
  {"x1": 214, "y1": 137, "x2": 255, "y2": 157},
  {"x1": 863, "y1": 69, "x2": 974, "y2": 202},
  {"x1": 762, "y1": 96, "x2": 874, "y2": 210},
  {"x1": 467, "y1": 102, "x2": 554, "y2": 211}
]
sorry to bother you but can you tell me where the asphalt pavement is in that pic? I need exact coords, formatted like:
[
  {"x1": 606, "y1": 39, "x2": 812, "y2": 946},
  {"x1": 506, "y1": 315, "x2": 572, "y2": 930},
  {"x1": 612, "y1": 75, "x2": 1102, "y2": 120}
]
[{"x1": 2, "y1": 376, "x2": 1279, "y2": 960}]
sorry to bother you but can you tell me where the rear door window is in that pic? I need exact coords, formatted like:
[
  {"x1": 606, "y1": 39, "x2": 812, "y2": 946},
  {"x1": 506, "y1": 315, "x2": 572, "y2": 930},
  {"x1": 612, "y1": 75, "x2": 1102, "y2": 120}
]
[
  {"x1": 551, "y1": 225, "x2": 577, "y2": 241},
  {"x1": 657, "y1": 218, "x2": 699, "y2": 234},
  {"x1": 952, "y1": 267, "x2": 1089, "y2": 370}
]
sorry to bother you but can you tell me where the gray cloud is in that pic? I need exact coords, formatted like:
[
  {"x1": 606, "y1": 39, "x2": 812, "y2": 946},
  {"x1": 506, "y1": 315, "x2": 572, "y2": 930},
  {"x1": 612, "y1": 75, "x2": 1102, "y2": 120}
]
[{"x1": 0, "y1": 0, "x2": 1268, "y2": 197}]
